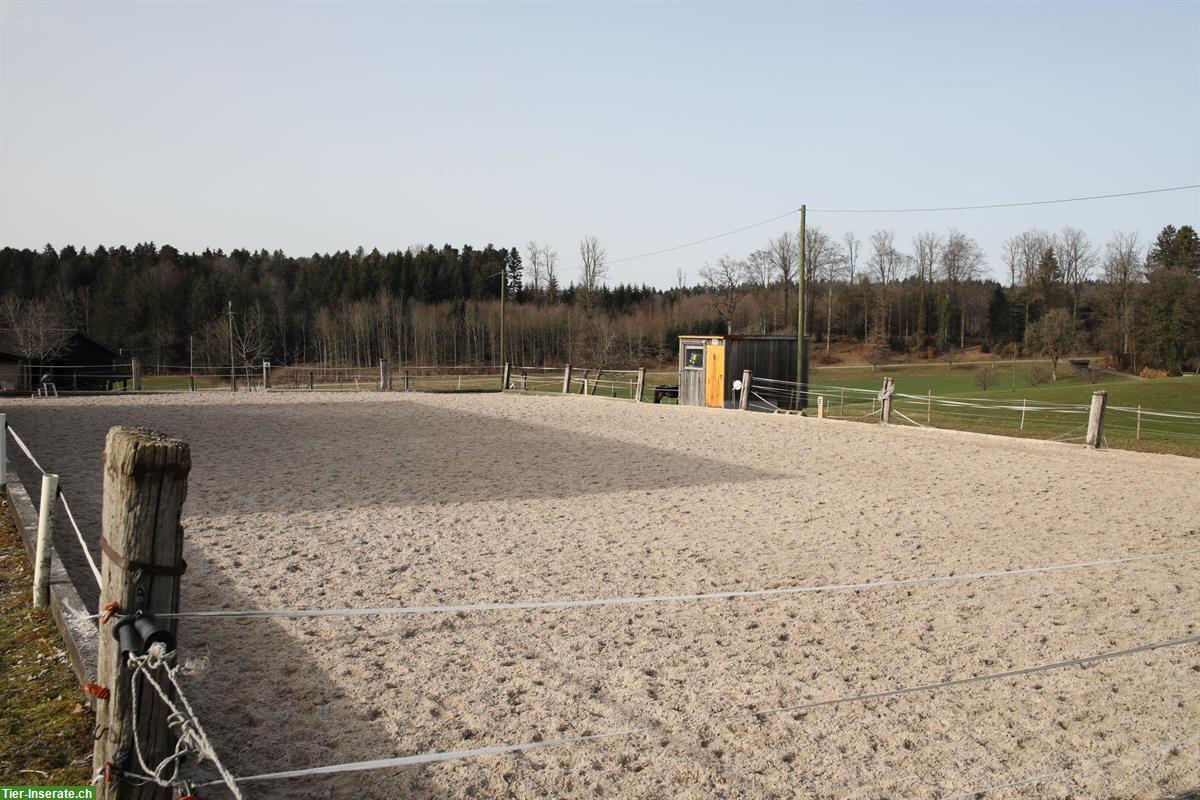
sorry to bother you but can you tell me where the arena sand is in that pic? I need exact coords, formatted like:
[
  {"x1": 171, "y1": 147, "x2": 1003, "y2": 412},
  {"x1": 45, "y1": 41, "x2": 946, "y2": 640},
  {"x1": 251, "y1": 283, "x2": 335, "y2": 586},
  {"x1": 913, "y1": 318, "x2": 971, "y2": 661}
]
[{"x1": 3, "y1": 391, "x2": 1198, "y2": 799}]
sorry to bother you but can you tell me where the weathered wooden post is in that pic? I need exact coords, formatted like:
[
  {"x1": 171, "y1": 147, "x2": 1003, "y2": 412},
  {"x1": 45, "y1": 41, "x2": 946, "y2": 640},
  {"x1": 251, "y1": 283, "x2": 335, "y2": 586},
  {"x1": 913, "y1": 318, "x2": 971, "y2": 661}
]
[
  {"x1": 188, "y1": 375, "x2": 196, "y2": 392},
  {"x1": 403, "y1": 370, "x2": 411, "y2": 392},
  {"x1": 0, "y1": 413, "x2": 6, "y2": 479},
  {"x1": 634, "y1": 368, "x2": 646, "y2": 402},
  {"x1": 561, "y1": 364, "x2": 572, "y2": 394},
  {"x1": 379, "y1": 359, "x2": 391, "y2": 391},
  {"x1": 926, "y1": 389, "x2": 931, "y2": 424},
  {"x1": 738, "y1": 370, "x2": 752, "y2": 411},
  {"x1": 262, "y1": 361, "x2": 272, "y2": 390},
  {"x1": 93, "y1": 427, "x2": 190, "y2": 799},
  {"x1": 1085, "y1": 390, "x2": 1108, "y2": 448},
  {"x1": 502, "y1": 362, "x2": 511, "y2": 391},
  {"x1": 879, "y1": 377, "x2": 895, "y2": 425},
  {"x1": 308, "y1": 371, "x2": 314, "y2": 390},
  {"x1": 817, "y1": 396, "x2": 825, "y2": 419},
  {"x1": 521, "y1": 371, "x2": 529, "y2": 391},
  {"x1": 1020, "y1": 399, "x2": 1027, "y2": 431},
  {"x1": 130, "y1": 358, "x2": 142, "y2": 392},
  {"x1": 32, "y1": 473, "x2": 59, "y2": 608},
  {"x1": 1136, "y1": 405, "x2": 1142, "y2": 440}
]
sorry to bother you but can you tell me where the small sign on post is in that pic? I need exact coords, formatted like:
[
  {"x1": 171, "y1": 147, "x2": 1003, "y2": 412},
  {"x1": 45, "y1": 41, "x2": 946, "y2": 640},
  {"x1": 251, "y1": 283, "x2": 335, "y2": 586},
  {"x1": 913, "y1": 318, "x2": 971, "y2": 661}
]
[{"x1": 817, "y1": 396, "x2": 825, "y2": 419}]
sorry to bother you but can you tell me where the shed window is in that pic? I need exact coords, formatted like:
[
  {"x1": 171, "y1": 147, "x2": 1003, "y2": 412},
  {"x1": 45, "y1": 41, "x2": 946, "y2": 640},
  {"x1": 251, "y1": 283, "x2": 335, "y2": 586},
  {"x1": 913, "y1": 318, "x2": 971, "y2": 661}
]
[{"x1": 685, "y1": 346, "x2": 704, "y2": 369}]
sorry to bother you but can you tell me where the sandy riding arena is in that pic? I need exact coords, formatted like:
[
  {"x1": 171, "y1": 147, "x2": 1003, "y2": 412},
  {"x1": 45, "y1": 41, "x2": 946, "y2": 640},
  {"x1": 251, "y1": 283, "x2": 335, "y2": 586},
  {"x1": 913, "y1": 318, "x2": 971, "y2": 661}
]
[{"x1": 5, "y1": 391, "x2": 1199, "y2": 799}]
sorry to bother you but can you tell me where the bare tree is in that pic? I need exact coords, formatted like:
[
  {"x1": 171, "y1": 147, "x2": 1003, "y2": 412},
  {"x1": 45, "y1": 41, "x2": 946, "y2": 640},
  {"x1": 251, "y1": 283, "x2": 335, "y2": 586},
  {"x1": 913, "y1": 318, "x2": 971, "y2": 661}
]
[
  {"x1": 542, "y1": 245, "x2": 560, "y2": 303},
  {"x1": 1103, "y1": 231, "x2": 1142, "y2": 360},
  {"x1": 817, "y1": 239, "x2": 846, "y2": 351},
  {"x1": 744, "y1": 248, "x2": 774, "y2": 334},
  {"x1": 1057, "y1": 226, "x2": 1098, "y2": 327},
  {"x1": 912, "y1": 231, "x2": 941, "y2": 349},
  {"x1": 524, "y1": 241, "x2": 544, "y2": 295},
  {"x1": 700, "y1": 255, "x2": 749, "y2": 334},
  {"x1": 939, "y1": 230, "x2": 986, "y2": 349},
  {"x1": 842, "y1": 232, "x2": 862, "y2": 341},
  {"x1": 804, "y1": 226, "x2": 837, "y2": 336},
  {"x1": 0, "y1": 297, "x2": 72, "y2": 368},
  {"x1": 578, "y1": 236, "x2": 608, "y2": 312},
  {"x1": 769, "y1": 232, "x2": 797, "y2": 329},
  {"x1": 1030, "y1": 307, "x2": 1075, "y2": 380},
  {"x1": 233, "y1": 302, "x2": 274, "y2": 383}
]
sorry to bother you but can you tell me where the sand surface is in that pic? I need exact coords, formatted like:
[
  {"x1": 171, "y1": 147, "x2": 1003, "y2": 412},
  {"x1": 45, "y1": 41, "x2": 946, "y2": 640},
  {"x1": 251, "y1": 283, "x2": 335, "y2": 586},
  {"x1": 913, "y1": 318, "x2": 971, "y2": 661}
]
[{"x1": 3, "y1": 390, "x2": 1198, "y2": 799}]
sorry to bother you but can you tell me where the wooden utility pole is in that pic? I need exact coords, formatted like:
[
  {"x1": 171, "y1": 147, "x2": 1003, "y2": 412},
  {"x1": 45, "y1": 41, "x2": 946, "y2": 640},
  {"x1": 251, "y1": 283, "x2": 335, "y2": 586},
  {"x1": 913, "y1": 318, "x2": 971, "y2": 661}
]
[
  {"x1": 93, "y1": 426, "x2": 190, "y2": 799},
  {"x1": 228, "y1": 300, "x2": 235, "y2": 393},
  {"x1": 796, "y1": 205, "x2": 809, "y2": 410},
  {"x1": 188, "y1": 335, "x2": 195, "y2": 392},
  {"x1": 499, "y1": 269, "x2": 506, "y2": 368}
]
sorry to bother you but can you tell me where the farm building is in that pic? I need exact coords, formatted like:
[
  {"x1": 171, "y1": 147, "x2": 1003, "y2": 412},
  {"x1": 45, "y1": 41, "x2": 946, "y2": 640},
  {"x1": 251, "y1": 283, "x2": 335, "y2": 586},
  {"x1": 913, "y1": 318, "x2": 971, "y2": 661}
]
[
  {"x1": 0, "y1": 330, "x2": 130, "y2": 392},
  {"x1": 678, "y1": 335, "x2": 797, "y2": 409}
]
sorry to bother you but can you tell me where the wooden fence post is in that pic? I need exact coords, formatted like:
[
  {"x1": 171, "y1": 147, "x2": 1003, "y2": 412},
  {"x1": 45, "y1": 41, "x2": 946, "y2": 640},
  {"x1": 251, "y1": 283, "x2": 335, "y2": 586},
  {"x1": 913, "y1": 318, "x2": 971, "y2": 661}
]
[
  {"x1": 131, "y1": 358, "x2": 142, "y2": 392},
  {"x1": 32, "y1": 473, "x2": 59, "y2": 608},
  {"x1": 93, "y1": 427, "x2": 190, "y2": 799},
  {"x1": 262, "y1": 361, "x2": 272, "y2": 390},
  {"x1": 379, "y1": 359, "x2": 391, "y2": 391},
  {"x1": 1085, "y1": 390, "x2": 1108, "y2": 448},
  {"x1": 562, "y1": 364, "x2": 572, "y2": 394},
  {"x1": 879, "y1": 377, "x2": 894, "y2": 424},
  {"x1": 926, "y1": 389, "x2": 931, "y2": 424},
  {"x1": 817, "y1": 396, "x2": 825, "y2": 419},
  {"x1": 1020, "y1": 399, "x2": 1027, "y2": 431},
  {"x1": 308, "y1": 371, "x2": 314, "y2": 390},
  {"x1": 502, "y1": 362, "x2": 511, "y2": 391},
  {"x1": 0, "y1": 413, "x2": 6, "y2": 480},
  {"x1": 634, "y1": 368, "x2": 646, "y2": 402},
  {"x1": 739, "y1": 370, "x2": 752, "y2": 411},
  {"x1": 1136, "y1": 405, "x2": 1142, "y2": 441}
]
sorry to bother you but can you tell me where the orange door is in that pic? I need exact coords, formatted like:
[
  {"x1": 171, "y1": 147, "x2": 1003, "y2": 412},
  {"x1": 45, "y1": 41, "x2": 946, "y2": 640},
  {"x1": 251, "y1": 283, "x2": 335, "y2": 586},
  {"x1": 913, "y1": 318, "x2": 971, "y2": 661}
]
[{"x1": 705, "y1": 344, "x2": 725, "y2": 407}]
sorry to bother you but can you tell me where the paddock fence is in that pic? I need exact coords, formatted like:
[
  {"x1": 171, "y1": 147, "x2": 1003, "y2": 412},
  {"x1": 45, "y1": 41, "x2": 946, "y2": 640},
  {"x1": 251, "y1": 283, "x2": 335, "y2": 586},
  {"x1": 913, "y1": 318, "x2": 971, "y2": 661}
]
[{"x1": 2, "y1": 416, "x2": 1198, "y2": 797}]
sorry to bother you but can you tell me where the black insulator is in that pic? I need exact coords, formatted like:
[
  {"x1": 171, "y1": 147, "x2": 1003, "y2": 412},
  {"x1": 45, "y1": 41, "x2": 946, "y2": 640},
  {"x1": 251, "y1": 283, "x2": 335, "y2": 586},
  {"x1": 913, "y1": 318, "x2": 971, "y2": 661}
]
[
  {"x1": 112, "y1": 615, "x2": 142, "y2": 657},
  {"x1": 133, "y1": 611, "x2": 175, "y2": 654}
]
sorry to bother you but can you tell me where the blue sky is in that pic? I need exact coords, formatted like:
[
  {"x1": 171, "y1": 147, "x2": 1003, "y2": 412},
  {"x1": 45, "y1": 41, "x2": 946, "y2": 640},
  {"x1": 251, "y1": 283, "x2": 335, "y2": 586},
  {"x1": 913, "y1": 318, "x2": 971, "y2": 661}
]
[{"x1": 2, "y1": 1, "x2": 1197, "y2": 286}]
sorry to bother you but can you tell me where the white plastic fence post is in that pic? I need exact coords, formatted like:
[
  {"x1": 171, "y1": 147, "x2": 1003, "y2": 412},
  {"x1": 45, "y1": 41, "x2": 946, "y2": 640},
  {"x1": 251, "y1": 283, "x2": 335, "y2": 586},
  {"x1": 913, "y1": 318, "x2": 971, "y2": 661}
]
[
  {"x1": 32, "y1": 473, "x2": 59, "y2": 608},
  {"x1": 0, "y1": 413, "x2": 6, "y2": 480},
  {"x1": 1136, "y1": 405, "x2": 1142, "y2": 441},
  {"x1": 817, "y1": 396, "x2": 825, "y2": 419},
  {"x1": 1085, "y1": 390, "x2": 1108, "y2": 448},
  {"x1": 1020, "y1": 399, "x2": 1027, "y2": 431}
]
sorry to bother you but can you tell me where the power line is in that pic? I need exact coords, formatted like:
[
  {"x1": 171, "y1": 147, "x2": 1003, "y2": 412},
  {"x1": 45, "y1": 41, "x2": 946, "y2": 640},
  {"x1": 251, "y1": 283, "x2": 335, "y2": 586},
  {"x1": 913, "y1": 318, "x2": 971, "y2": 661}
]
[
  {"x1": 602, "y1": 184, "x2": 1199, "y2": 266},
  {"x1": 811, "y1": 184, "x2": 1200, "y2": 213}
]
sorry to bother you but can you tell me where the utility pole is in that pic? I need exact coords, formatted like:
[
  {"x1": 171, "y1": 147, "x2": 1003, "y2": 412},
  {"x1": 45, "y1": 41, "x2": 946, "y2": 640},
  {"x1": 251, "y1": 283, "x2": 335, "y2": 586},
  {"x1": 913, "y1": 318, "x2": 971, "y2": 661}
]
[
  {"x1": 228, "y1": 299, "x2": 235, "y2": 393},
  {"x1": 499, "y1": 267, "x2": 506, "y2": 366},
  {"x1": 796, "y1": 204, "x2": 809, "y2": 410}
]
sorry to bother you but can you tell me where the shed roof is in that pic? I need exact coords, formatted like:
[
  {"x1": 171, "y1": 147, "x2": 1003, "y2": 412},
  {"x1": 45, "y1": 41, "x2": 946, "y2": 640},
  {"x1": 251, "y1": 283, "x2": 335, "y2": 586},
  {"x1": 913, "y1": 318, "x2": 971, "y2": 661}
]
[{"x1": 678, "y1": 335, "x2": 797, "y2": 341}]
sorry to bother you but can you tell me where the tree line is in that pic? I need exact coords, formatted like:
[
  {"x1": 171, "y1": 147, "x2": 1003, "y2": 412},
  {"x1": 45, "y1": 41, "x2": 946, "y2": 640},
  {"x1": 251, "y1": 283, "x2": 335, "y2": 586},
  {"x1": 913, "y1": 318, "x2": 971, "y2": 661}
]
[{"x1": 0, "y1": 224, "x2": 1196, "y2": 373}]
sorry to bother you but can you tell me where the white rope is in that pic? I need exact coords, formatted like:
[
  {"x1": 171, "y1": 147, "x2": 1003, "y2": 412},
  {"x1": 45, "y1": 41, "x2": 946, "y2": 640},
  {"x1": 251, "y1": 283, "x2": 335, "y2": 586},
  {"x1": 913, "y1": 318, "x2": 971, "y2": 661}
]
[
  {"x1": 147, "y1": 546, "x2": 1200, "y2": 621},
  {"x1": 7, "y1": 426, "x2": 46, "y2": 474},
  {"x1": 120, "y1": 644, "x2": 244, "y2": 798},
  {"x1": 206, "y1": 633, "x2": 1200, "y2": 786},
  {"x1": 7, "y1": 426, "x2": 103, "y2": 586},
  {"x1": 942, "y1": 734, "x2": 1200, "y2": 799},
  {"x1": 58, "y1": 492, "x2": 102, "y2": 587}
]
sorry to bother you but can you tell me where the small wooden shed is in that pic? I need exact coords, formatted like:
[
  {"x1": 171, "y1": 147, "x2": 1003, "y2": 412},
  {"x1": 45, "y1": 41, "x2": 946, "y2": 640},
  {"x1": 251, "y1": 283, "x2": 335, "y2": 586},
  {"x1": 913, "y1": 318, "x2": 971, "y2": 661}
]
[{"x1": 677, "y1": 335, "x2": 797, "y2": 409}]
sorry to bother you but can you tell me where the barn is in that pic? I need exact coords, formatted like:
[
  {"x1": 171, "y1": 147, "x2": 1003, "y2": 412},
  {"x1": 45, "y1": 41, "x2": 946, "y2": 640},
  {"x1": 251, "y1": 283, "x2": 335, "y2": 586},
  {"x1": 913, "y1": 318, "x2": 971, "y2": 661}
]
[
  {"x1": 677, "y1": 335, "x2": 797, "y2": 409},
  {"x1": 0, "y1": 330, "x2": 129, "y2": 393}
]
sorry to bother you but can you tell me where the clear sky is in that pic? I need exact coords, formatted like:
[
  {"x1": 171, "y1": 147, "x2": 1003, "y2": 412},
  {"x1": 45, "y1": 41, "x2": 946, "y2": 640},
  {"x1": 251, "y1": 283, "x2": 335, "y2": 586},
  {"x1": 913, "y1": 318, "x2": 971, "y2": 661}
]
[{"x1": 2, "y1": 1, "x2": 1197, "y2": 286}]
